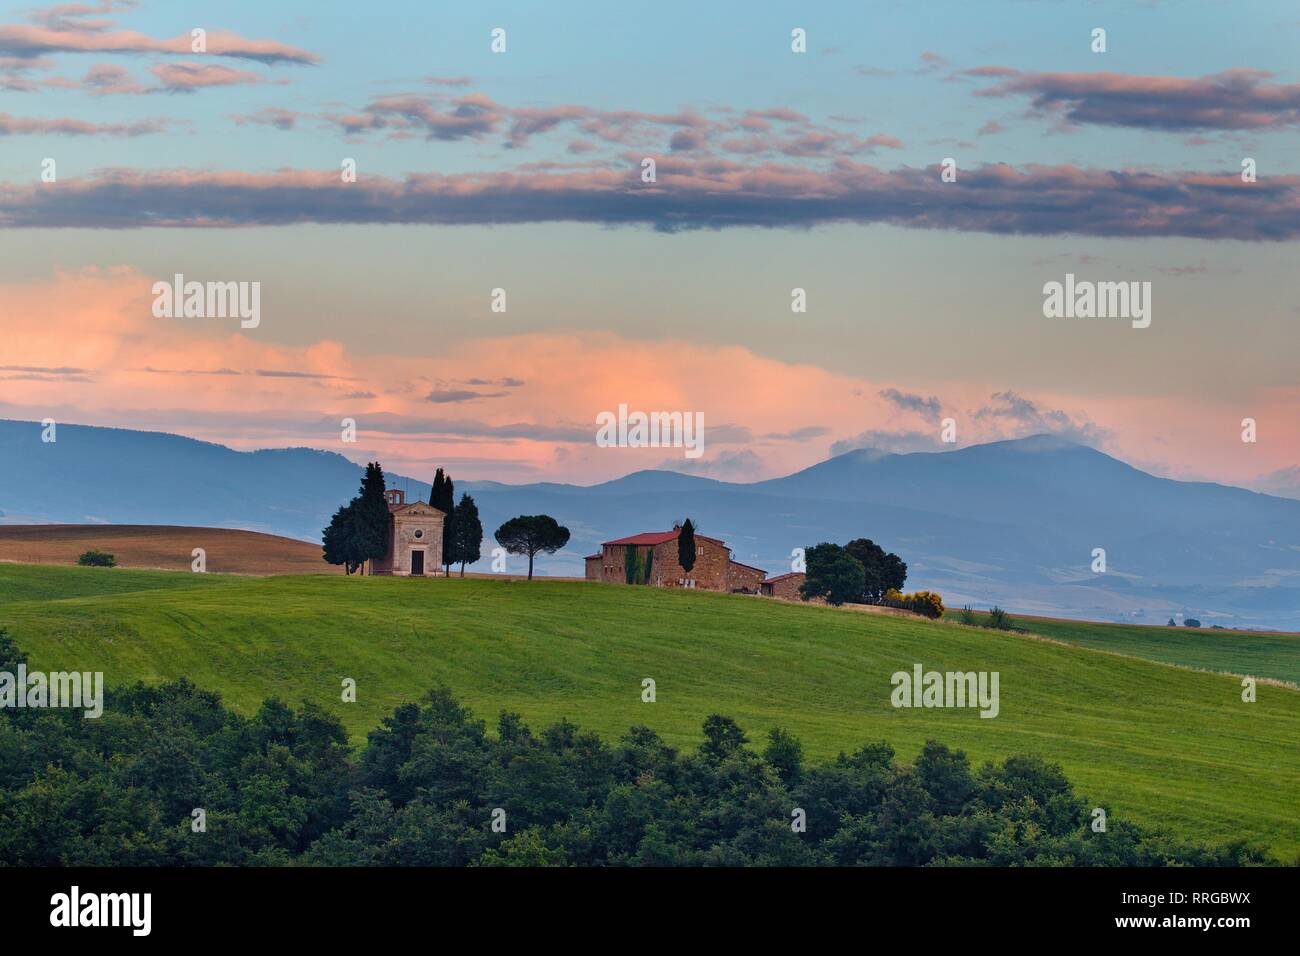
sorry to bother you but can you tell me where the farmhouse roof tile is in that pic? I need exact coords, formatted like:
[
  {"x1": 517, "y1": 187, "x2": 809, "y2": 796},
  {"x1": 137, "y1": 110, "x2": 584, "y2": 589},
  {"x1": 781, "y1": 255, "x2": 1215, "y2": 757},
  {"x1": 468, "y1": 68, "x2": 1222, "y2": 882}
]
[
  {"x1": 601, "y1": 529, "x2": 726, "y2": 547},
  {"x1": 762, "y1": 572, "x2": 803, "y2": 584}
]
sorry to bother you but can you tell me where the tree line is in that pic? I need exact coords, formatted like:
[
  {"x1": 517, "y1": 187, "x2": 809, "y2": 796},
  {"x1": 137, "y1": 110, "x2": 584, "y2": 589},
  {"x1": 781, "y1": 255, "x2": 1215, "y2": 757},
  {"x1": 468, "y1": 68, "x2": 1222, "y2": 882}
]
[{"x1": 0, "y1": 631, "x2": 1274, "y2": 867}]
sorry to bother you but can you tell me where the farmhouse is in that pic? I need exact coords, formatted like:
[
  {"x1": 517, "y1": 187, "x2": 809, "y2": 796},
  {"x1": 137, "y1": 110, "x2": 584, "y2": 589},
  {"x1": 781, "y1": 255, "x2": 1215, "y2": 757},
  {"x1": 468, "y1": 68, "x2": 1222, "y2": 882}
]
[
  {"x1": 368, "y1": 489, "x2": 445, "y2": 576},
  {"x1": 585, "y1": 525, "x2": 766, "y2": 593},
  {"x1": 761, "y1": 572, "x2": 806, "y2": 600}
]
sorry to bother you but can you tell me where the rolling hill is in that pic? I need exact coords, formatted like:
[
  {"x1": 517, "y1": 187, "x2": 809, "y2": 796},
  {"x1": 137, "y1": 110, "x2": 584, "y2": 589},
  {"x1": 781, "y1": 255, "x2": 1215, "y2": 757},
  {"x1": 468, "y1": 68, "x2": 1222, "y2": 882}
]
[
  {"x1": 0, "y1": 524, "x2": 339, "y2": 574},
  {"x1": 5, "y1": 418, "x2": 1300, "y2": 628},
  {"x1": 2, "y1": 563, "x2": 1298, "y2": 857},
  {"x1": 947, "y1": 608, "x2": 1300, "y2": 686}
]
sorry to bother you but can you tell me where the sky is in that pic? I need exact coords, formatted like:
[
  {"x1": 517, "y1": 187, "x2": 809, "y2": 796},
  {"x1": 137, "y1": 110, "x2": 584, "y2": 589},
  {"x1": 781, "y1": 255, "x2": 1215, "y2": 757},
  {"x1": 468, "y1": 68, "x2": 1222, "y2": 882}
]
[{"x1": 0, "y1": 0, "x2": 1297, "y2": 492}]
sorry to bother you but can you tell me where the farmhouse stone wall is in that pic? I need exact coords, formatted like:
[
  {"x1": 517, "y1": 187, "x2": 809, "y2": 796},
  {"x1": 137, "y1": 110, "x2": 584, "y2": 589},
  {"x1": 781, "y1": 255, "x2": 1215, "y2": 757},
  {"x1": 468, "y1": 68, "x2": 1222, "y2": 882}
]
[
  {"x1": 587, "y1": 530, "x2": 771, "y2": 594},
  {"x1": 761, "y1": 572, "x2": 806, "y2": 600},
  {"x1": 591, "y1": 542, "x2": 648, "y2": 584},
  {"x1": 726, "y1": 562, "x2": 766, "y2": 594},
  {"x1": 649, "y1": 536, "x2": 732, "y2": 589}
]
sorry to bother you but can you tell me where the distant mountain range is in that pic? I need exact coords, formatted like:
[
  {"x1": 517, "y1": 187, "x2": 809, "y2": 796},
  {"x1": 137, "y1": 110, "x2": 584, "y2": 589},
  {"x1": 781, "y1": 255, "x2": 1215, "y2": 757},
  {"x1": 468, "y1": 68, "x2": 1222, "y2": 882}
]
[{"x1": 3, "y1": 418, "x2": 1299, "y2": 629}]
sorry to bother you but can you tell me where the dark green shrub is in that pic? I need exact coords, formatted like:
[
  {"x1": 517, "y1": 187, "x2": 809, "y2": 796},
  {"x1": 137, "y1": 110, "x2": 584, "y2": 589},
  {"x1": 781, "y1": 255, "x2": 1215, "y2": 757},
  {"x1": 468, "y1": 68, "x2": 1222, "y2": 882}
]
[{"x1": 800, "y1": 543, "x2": 866, "y2": 606}]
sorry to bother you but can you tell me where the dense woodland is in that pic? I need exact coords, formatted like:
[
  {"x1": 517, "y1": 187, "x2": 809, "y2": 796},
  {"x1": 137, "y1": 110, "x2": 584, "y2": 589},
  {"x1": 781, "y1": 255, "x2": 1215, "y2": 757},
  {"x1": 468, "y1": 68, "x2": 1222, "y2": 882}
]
[{"x1": 0, "y1": 630, "x2": 1275, "y2": 867}]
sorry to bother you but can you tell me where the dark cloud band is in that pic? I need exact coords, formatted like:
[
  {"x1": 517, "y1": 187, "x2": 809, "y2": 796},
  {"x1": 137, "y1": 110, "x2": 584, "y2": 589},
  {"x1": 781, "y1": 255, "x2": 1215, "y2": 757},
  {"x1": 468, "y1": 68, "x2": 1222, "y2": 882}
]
[
  {"x1": 971, "y1": 68, "x2": 1300, "y2": 132},
  {"x1": 1, "y1": 162, "x2": 1293, "y2": 239}
]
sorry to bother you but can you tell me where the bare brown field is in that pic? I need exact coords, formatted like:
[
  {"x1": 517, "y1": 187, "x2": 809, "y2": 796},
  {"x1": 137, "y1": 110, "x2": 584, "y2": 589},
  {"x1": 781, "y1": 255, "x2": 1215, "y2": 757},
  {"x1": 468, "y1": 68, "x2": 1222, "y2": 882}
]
[
  {"x1": 0, "y1": 524, "x2": 341, "y2": 575},
  {"x1": 0, "y1": 524, "x2": 594, "y2": 579}
]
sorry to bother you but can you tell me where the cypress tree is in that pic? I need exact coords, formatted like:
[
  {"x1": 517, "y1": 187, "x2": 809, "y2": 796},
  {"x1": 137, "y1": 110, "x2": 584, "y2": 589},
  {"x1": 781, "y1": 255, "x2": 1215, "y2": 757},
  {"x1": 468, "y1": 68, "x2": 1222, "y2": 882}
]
[
  {"x1": 678, "y1": 519, "x2": 697, "y2": 574},
  {"x1": 323, "y1": 461, "x2": 388, "y2": 575},
  {"x1": 451, "y1": 493, "x2": 483, "y2": 577},
  {"x1": 428, "y1": 469, "x2": 446, "y2": 575},
  {"x1": 438, "y1": 474, "x2": 456, "y2": 575},
  {"x1": 430, "y1": 469, "x2": 444, "y2": 511},
  {"x1": 353, "y1": 462, "x2": 390, "y2": 574}
]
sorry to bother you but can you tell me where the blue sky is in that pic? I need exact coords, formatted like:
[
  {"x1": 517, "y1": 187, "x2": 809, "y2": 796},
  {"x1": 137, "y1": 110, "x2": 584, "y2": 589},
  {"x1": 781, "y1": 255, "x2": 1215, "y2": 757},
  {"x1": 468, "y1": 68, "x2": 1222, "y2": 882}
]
[
  {"x1": 0, "y1": 0, "x2": 1297, "y2": 490},
  {"x1": 10, "y1": 0, "x2": 1300, "y2": 176}
]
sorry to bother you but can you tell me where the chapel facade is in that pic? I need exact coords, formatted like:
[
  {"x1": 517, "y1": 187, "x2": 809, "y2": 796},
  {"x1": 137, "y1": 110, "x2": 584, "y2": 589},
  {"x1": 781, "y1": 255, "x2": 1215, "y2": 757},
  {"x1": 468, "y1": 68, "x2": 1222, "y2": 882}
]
[{"x1": 368, "y1": 489, "x2": 445, "y2": 576}]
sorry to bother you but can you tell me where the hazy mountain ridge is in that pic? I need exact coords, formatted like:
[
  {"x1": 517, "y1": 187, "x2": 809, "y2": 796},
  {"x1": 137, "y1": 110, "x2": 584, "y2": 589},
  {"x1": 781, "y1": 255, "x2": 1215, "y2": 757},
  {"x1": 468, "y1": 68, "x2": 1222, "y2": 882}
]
[{"x1": 3, "y1": 418, "x2": 1298, "y2": 628}]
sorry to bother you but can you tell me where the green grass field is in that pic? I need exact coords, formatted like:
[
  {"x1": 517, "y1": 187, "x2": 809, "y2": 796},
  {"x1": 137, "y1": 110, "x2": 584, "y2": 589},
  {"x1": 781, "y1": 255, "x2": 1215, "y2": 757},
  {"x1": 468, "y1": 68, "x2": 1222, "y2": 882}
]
[
  {"x1": 3, "y1": 563, "x2": 1299, "y2": 857},
  {"x1": 946, "y1": 608, "x2": 1300, "y2": 686}
]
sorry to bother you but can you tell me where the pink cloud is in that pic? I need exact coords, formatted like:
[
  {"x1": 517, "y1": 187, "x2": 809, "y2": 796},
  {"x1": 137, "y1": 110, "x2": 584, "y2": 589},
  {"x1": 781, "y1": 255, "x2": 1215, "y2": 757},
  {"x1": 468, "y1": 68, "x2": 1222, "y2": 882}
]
[
  {"x1": 864, "y1": 133, "x2": 903, "y2": 149},
  {"x1": 327, "y1": 91, "x2": 862, "y2": 159},
  {"x1": 0, "y1": 110, "x2": 167, "y2": 135},
  {"x1": 0, "y1": 24, "x2": 318, "y2": 65},
  {"x1": 28, "y1": 1, "x2": 138, "y2": 32},
  {"x1": 971, "y1": 67, "x2": 1300, "y2": 131},
  {"x1": 329, "y1": 93, "x2": 500, "y2": 140},
  {"x1": 229, "y1": 107, "x2": 299, "y2": 130},
  {"x1": 150, "y1": 61, "x2": 267, "y2": 91},
  {"x1": 2, "y1": 269, "x2": 1294, "y2": 485},
  {"x1": 80, "y1": 61, "x2": 143, "y2": 93}
]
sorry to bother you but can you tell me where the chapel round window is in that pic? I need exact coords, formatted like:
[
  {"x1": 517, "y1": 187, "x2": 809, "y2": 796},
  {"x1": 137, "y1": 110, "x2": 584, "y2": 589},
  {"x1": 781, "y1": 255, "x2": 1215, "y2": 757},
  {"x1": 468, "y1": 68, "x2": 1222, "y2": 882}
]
[{"x1": 414, "y1": 529, "x2": 424, "y2": 539}]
